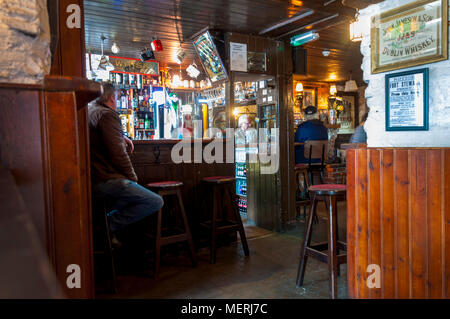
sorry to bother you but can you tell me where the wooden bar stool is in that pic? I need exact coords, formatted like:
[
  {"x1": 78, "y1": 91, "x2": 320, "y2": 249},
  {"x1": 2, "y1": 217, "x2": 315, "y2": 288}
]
[
  {"x1": 294, "y1": 163, "x2": 310, "y2": 221},
  {"x1": 202, "y1": 176, "x2": 250, "y2": 264},
  {"x1": 296, "y1": 184, "x2": 347, "y2": 299},
  {"x1": 146, "y1": 181, "x2": 197, "y2": 277}
]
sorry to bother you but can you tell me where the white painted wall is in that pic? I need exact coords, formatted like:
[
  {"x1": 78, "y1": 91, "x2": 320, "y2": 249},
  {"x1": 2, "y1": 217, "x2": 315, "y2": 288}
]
[
  {"x1": 0, "y1": 0, "x2": 51, "y2": 84},
  {"x1": 360, "y1": 0, "x2": 450, "y2": 147}
]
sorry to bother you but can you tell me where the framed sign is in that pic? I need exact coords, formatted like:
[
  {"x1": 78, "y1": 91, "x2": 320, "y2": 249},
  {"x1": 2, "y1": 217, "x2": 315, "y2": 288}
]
[
  {"x1": 109, "y1": 56, "x2": 159, "y2": 76},
  {"x1": 385, "y1": 68, "x2": 428, "y2": 131},
  {"x1": 336, "y1": 92, "x2": 359, "y2": 134},
  {"x1": 371, "y1": 0, "x2": 448, "y2": 74}
]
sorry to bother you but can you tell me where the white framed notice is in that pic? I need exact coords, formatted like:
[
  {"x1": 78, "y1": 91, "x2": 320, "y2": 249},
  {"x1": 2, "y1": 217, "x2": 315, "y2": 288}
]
[{"x1": 230, "y1": 42, "x2": 247, "y2": 72}]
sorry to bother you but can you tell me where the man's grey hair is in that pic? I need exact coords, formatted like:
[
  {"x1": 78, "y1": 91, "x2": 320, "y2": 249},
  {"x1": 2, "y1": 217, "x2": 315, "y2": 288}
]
[
  {"x1": 305, "y1": 113, "x2": 319, "y2": 121},
  {"x1": 97, "y1": 82, "x2": 116, "y2": 104}
]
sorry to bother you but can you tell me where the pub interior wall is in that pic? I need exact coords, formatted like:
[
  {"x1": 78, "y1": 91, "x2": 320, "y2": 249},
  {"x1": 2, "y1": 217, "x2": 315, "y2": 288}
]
[
  {"x1": 0, "y1": 0, "x2": 50, "y2": 84},
  {"x1": 360, "y1": 0, "x2": 450, "y2": 147}
]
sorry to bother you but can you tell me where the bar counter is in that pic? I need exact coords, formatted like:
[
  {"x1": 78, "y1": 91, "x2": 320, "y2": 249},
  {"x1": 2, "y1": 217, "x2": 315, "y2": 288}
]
[{"x1": 130, "y1": 138, "x2": 234, "y2": 246}]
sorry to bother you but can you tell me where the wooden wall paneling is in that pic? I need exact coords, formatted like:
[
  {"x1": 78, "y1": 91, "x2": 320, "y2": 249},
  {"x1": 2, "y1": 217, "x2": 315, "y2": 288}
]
[
  {"x1": 0, "y1": 88, "x2": 46, "y2": 244},
  {"x1": 346, "y1": 147, "x2": 356, "y2": 298},
  {"x1": 445, "y1": 149, "x2": 450, "y2": 298},
  {"x1": 394, "y1": 149, "x2": 410, "y2": 298},
  {"x1": 355, "y1": 148, "x2": 368, "y2": 298},
  {"x1": 348, "y1": 148, "x2": 450, "y2": 299},
  {"x1": 368, "y1": 149, "x2": 381, "y2": 298},
  {"x1": 409, "y1": 150, "x2": 427, "y2": 298},
  {"x1": 381, "y1": 149, "x2": 395, "y2": 298},
  {"x1": 45, "y1": 91, "x2": 93, "y2": 298},
  {"x1": 427, "y1": 149, "x2": 443, "y2": 298}
]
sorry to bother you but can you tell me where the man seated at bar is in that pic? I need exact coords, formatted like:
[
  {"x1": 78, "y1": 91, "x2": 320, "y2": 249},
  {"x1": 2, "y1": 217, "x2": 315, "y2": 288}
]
[
  {"x1": 88, "y1": 83, "x2": 164, "y2": 240},
  {"x1": 294, "y1": 106, "x2": 328, "y2": 164},
  {"x1": 349, "y1": 111, "x2": 369, "y2": 143}
]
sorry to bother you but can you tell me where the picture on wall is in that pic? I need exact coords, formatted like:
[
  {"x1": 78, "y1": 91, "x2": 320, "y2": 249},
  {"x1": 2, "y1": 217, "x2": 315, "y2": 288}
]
[
  {"x1": 385, "y1": 68, "x2": 429, "y2": 131},
  {"x1": 371, "y1": 0, "x2": 448, "y2": 73},
  {"x1": 303, "y1": 88, "x2": 317, "y2": 108}
]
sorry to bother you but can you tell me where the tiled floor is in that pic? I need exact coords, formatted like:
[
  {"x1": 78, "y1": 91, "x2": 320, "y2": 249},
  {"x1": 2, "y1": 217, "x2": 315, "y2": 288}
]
[{"x1": 97, "y1": 202, "x2": 348, "y2": 299}]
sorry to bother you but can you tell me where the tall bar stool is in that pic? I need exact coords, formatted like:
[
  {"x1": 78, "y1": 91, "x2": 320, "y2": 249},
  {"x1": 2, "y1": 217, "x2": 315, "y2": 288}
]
[
  {"x1": 146, "y1": 181, "x2": 197, "y2": 277},
  {"x1": 296, "y1": 184, "x2": 347, "y2": 299},
  {"x1": 92, "y1": 196, "x2": 117, "y2": 294},
  {"x1": 202, "y1": 176, "x2": 249, "y2": 264}
]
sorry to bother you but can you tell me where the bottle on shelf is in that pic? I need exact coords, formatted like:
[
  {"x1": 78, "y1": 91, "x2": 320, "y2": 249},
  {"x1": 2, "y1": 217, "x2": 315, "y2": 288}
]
[{"x1": 145, "y1": 114, "x2": 150, "y2": 129}]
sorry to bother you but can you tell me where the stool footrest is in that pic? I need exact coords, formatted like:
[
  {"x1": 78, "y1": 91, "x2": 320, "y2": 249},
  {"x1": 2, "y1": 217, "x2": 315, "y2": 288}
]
[
  {"x1": 309, "y1": 241, "x2": 347, "y2": 252},
  {"x1": 305, "y1": 247, "x2": 347, "y2": 265},
  {"x1": 161, "y1": 233, "x2": 189, "y2": 246}
]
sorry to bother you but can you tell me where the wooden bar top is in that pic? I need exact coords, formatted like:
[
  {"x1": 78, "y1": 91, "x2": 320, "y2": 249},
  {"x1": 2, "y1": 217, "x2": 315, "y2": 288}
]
[{"x1": 132, "y1": 138, "x2": 224, "y2": 145}]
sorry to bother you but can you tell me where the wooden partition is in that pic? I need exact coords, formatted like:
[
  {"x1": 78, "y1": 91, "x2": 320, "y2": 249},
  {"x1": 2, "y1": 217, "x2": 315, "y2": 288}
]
[
  {"x1": 347, "y1": 147, "x2": 450, "y2": 298},
  {"x1": 0, "y1": 77, "x2": 101, "y2": 298},
  {"x1": 130, "y1": 140, "x2": 234, "y2": 246}
]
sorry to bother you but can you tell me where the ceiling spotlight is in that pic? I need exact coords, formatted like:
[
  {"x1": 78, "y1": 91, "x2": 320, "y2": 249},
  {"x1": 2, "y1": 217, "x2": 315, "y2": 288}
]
[
  {"x1": 175, "y1": 47, "x2": 186, "y2": 64},
  {"x1": 186, "y1": 63, "x2": 200, "y2": 78},
  {"x1": 322, "y1": 49, "x2": 330, "y2": 57},
  {"x1": 140, "y1": 48, "x2": 156, "y2": 61},
  {"x1": 111, "y1": 42, "x2": 120, "y2": 54}
]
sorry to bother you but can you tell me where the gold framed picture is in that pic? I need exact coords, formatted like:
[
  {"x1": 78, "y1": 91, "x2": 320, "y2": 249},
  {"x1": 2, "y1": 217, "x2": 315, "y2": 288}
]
[{"x1": 371, "y1": 0, "x2": 448, "y2": 74}]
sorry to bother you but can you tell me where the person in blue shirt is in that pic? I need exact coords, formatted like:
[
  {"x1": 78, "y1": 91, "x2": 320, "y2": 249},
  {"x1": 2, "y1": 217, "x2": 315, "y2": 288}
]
[{"x1": 295, "y1": 106, "x2": 328, "y2": 164}]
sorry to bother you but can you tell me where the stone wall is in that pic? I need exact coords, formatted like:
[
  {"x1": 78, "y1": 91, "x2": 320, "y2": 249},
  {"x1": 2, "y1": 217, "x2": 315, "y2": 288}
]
[
  {"x1": 359, "y1": 0, "x2": 450, "y2": 147},
  {"x1": 0, "y1": 0, "x2": 51, "y2": 84}
]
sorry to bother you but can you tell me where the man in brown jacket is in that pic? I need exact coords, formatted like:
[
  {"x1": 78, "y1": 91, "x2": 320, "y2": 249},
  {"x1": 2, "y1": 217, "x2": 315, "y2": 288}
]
[{"x1": 89, "y1": 83, "x2": 163, "y2": 234}]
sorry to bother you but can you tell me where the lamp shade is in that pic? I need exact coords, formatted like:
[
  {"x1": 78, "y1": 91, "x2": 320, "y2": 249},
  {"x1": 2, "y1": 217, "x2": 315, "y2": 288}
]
[
  {"x1": 329, "y1": 85, "x2": 337, "y2": 95},
  {"x1": 344, "y1": 80, "x2": 358, "y2": 92},
  {"x1": 295, "y1": 82, "x2": 304, "y2": 92},
  {"x1": 151, "y1": 39, "x2": 163, "y2": 52}
]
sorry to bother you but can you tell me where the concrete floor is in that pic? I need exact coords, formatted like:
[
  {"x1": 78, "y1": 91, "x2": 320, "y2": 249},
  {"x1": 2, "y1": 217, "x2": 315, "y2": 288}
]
[{"x1": 97, "y1": 202, "x2": 348, "y2": 299}]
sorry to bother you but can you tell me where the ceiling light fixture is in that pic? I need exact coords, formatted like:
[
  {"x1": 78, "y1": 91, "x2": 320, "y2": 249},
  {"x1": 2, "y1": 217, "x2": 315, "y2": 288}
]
[
  {"x1": 97, "y1": 35, "x2": 114, "y2": 71},
  {"x1": 295, "y1": 82, "x2": 304, "y2": 92},
  {"x1": 344, "y1": 71, "x2": 358, "y2": 92},
  {"x1": 175, "y1": 47, "x2": 186, "y2": 64},
  {"x1": 186, "y1": 62, "x2": 200, "y2": 78},
  {"x1": 349, "y1": 10, "x2": 363, "y2": 42},
  {"x1": 111, "y1": 42, "x2": 120, "y2": 54},
  {"x1": 330, "y1": 84, "x2": 337, "y2": 95},
  {"x1": 151, "y1": 37, "x2": 163, "y2": 52},
  {"x1": 322, "y1": 49, "x2": 330, "y2": 57},
  {"x1": 290, "y1": 31, "x2": 319, "y2": 47}
]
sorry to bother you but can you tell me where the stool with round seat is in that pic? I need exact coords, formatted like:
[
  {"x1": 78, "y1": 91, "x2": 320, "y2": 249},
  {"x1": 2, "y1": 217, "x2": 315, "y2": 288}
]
[
  {"x1": 146, "y1": 181, "x2": 197, "y2": 277},
  {"x1": 296, "y1": 183, "x2": 347, "y2": 299},
  {"x1": 202, "y1": 176, "x2": 249, "y2": 264}
]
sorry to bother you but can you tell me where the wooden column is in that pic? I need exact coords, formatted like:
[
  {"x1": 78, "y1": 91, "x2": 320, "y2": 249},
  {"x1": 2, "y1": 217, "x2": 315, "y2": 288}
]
[
  {"x1": 347, "y1": 147, "x2": 450, "y2": 299},
  {"x1": 50, "y1": 0, "x2": 86, "y2": 77}
]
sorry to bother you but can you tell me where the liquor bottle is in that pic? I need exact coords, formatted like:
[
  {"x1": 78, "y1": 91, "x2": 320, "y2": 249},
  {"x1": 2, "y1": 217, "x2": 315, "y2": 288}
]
[
  {"x1": 145, "y1": 114, "x2": 150, "y2": 129},
  {"x1": 123, "y1": 73, "x2": 129, "y2": 86}
]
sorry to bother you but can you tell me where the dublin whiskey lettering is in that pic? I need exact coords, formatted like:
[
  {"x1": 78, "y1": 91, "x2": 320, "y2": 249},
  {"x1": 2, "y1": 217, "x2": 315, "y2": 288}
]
[{"x1": 382, "y1": 36, "x2": 435, "y2": 57}]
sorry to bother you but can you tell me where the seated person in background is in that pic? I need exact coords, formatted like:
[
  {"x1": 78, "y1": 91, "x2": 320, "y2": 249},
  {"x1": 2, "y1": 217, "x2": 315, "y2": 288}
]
[
  {"x1": 349, "y1": 111, "x2": 369, "y2": 143},
  {"x1": 295, "y1": 106, "x2": 328, "y2": 164},
  {"x1": 235, "y1": 114, "x2": 257, "y2": 145},
  {"x1": 88, "y1": 83, "x2": 163, "y2": 237}
]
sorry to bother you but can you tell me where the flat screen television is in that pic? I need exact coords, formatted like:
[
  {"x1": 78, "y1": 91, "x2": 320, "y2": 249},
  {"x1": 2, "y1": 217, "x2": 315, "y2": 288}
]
[{"x1": 192, "y1": 30, "x2": 228, "y2": 83}]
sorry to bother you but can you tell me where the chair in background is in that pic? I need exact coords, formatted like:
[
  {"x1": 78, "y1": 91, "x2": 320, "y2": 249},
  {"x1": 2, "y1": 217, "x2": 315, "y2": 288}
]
[{"x1": 304, "y1": 140, "x2": 328, "y2": 185}]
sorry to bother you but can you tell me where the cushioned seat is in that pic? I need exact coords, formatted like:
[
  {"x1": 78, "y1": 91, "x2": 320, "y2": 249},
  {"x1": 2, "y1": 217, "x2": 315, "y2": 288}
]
[
  {"x1": 146, "y1": 181, "x2": 183, "y2": 188},
  {"x1": 309, "y1": 184, "x2": 346, "y2": 192},
  {"x1": 294, "y1": 163, "x2": 309, "y2": 170}
]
